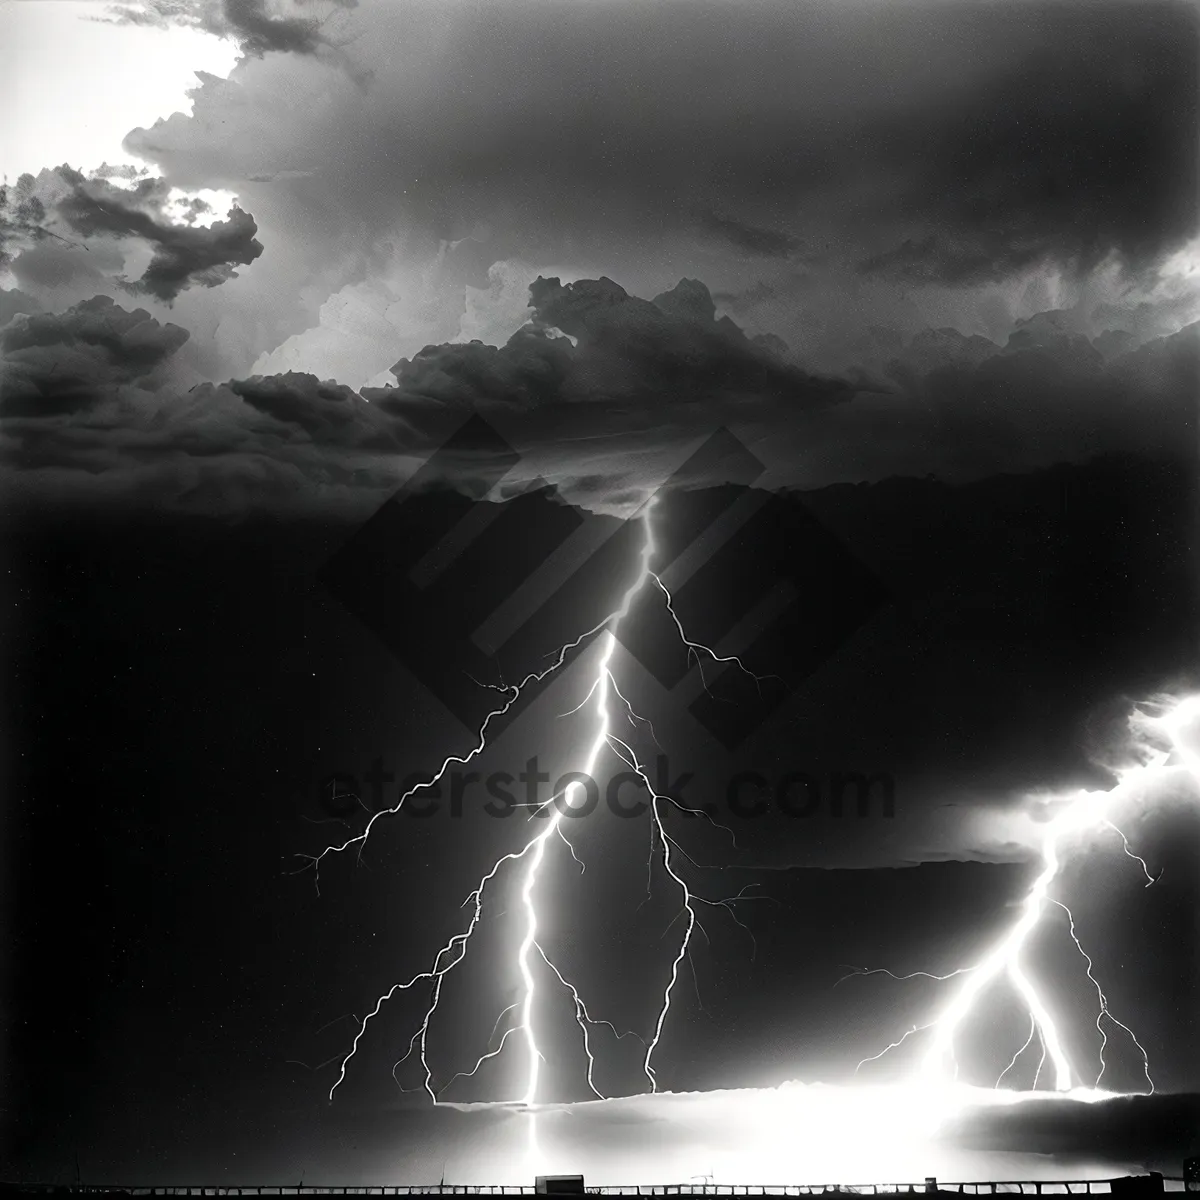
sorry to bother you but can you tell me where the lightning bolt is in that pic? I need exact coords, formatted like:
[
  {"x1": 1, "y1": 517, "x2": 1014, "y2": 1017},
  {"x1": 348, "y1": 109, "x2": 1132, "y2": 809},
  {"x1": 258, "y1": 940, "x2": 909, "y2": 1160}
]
[
  {"x1": 313, "y1": 493, "x2": 770, "y2": 1108},
  {"x1": 1101, "y1": 817, "x2": 1157, "y2": 886},
  {"x1": 295, "y1": 598, "x2": 627, "y2": 895},
  {"x1": 855, "y1": 1021, "x2": 939, "y2": 1075},
  {"x1": 304, "y1": 473, "x2": 1200, "y2": 1127},
  {"x1": 534, "y1": 943, "x2": 648, "y2": 1100},
  {"x1": 1047, "y1": 896, "x2": 1152, "y2": 1092},
  {"x1": 851, "y1": 694, "x2": 1200, "y2": 1094},
  {"x1": 836, "y1": 965, "x2": 975, "y2": 988},
  {"x1": 601, "y1": 730, "x2": 702, "y2": 1092},
  {"x1": 993, "y1": 1014, "x2": 1037, "y2": 1088}
]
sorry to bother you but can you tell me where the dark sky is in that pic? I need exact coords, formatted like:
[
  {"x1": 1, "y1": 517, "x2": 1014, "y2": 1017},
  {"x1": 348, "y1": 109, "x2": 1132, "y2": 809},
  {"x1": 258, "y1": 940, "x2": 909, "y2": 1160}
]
[
  {"x1": 3, "y1": 0, "x2": 1200, "y2": 1186},
  {"x1": 4, "y1": 456, "x2": 1199, "y2": 1181}
]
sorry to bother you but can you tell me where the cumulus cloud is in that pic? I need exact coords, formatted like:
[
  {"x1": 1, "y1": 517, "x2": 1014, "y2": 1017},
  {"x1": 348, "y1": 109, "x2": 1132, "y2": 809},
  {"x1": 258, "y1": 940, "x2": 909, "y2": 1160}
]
[
  {"x1": 56, "y1": 170, "x2": 263, "y2": 301},
  {"x1": 2, "y1": 368, "x2": 407, "y2": 517},
  {"x1": 455, "y1": 260, "x2": 564, "y2": 348},
  {"x1": 6, "y1": 241, "x2": 112, "y2": 297},
  {"x1": 74, "y1": 0, "x2": 1193, "y2": 394},
  {"x1": 249, "y1": 240, "x2": 481, "y2": 390},
  {"x1": 0, "y1": 180, "x2": 90, "y2": 269},
  {"x1": 385, "y1": 275, "x2": 847, "y2": 412},
  {"x1": 0, "y1": 287, "x2": 38, "y2": 326},
  {"x1": 382, "y1": 328, "x2": 575, "y2": 414},
  {"x1": 2, "y1": 271, "x2": 1196, "y2": 515},
  {"x1": 0, "y1": 295, "x2": 189, "y2": 415},
  {"x1": 1, "y1": 274, "x2": 851, "y2": 511},
  {"x1": 248, "y1": 255, "x2": 586, "y2": 393},
  {"x1": 227, "y1": 371, "x2": 397, "y2": 448},
  {"x1": 123, "y1": 0, "x2": 1197, "y2": 291},
  {"x1": 754, "y1": 319, "x2": 1199, "y2": 492},
  {"x1": 348, "y1": 275, "x2": 856, "y2": 501},
  {"x1": 1, "y1": 167, "x2": 263, "y2": 304},
  {"x1": 105, "y1": 0, "x2": 357, "y2": 59}
]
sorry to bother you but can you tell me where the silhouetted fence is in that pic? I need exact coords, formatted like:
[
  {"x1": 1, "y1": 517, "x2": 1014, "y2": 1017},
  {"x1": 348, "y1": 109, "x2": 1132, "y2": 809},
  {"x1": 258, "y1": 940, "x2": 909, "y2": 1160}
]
[{"x1": 0, "y1": 1182, "x2": 1190, "y2": 1197}]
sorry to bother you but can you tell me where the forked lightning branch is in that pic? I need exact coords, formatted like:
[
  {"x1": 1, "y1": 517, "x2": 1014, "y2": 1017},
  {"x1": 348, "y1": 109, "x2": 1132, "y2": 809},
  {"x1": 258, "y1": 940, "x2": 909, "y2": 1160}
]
[{"x1": 297, "y1": 492, "x2": 1200, "y2": 1112}]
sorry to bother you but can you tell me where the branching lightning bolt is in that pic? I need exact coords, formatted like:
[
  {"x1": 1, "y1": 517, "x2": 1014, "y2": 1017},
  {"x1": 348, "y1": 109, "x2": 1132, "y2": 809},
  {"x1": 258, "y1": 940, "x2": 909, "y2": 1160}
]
[
  {"x1": 535, "y1": 943, "x2": 647, "y2": 1100},
  {"x1": 854, "y1": 1021, "x2": 938, "y2": 1074},
  {"x1": 314, "y1": 493, "x2": 774, "y2": 1108},
  {"x1": 836, "y1": 965, "x2": 975, "y2": 988},
  {"x1": 994, "y1": 1014, "x2": 1038, "y2": 1088},
  {"x1": 1047, "y1": 897, "x2": 1153, "y2": 1092},
  {"x1": 305, "y1": 468, "x2": 1200, "y2": 1120},
  {"x1": 651, "y1": 572, "x2": 781, "y2": 695},
  {"x1": 1101, "y1": 818, "x2": 1157, "y2": 886},
  {"x1": 849, "y1": 694, "x2": 1200, "y2": 1094},
  {"x1": 1031, "y1": 1029, "x2": 1048, "y2": 1091}
]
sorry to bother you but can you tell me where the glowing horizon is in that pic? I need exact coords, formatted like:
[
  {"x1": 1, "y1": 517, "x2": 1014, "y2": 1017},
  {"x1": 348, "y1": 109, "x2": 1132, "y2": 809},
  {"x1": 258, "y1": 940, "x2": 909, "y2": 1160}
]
[{"x1": 301, "y1": 494, "x2": 1199, "y2": 1145}]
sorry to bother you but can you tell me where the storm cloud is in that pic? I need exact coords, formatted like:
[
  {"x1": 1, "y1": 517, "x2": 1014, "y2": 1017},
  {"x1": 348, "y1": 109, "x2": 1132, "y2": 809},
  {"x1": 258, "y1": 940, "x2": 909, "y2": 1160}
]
[
  {"x1": 7, "y1": 0, "x2": 1200, "y2": 1168},
  {"x1": 0, "y1": 294, "x2": 189, "y2": 415},
  {"x1": 56, "y1": 170, "x2": 264, "y2": 301},
  {"x1": 125, "y1": 0, "x2": 1198, "y2": 282},
  {"x1": 854, "y1": 7, "x2": 1199, "y2": 283},
  {"x1": 0, "y1": 276, "x2": 851, "y2": 509},
  {"x1": 106, "y1": 0, "x2": 356, "y2": 59},
  {"x1": 79, "y1": 0, "x2": 1194, "y2": 395},
  {"x1": 1, "y1": 272, "x2": 1195, "y2": 514},
  {"x1": 2, "y1": 166, "x2": 264, "y2": 304},
  {"x1": 380, "y1": 276, "x2": 847, "y2": 416}
]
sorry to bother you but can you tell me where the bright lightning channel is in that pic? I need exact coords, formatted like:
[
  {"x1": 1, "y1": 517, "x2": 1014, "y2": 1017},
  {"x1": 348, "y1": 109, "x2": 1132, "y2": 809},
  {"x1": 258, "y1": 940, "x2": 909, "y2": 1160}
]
[
  {"x1": 304, "y1": 483, "x2": 1200, "y2": 1124},
  {"x1": 511, "y1": 495, "x2": 658, "y2": 1107},
  {"x1": 311, "y1": 493, "x2": 766, "y2": 1107},
  {"x1": 853, "y1": 694, "x2": 1200, "y2": 1096}
]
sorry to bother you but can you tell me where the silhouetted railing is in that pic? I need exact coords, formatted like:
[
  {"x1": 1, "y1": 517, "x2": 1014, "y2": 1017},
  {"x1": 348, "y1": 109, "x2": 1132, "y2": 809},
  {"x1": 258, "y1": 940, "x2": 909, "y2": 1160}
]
[{"x1": 0, "y1": 1181, "x2": 1190, "y2": 1197}]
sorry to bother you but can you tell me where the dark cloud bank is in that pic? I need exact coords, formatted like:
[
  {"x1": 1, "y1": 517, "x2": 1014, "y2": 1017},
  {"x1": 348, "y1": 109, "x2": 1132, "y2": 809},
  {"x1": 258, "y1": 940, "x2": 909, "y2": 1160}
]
[
  {"x1": 0, "y1": 296, "x2": 189, "y2": 415},
  {"x1": 122, "y1": 0, "x2": 1198, "y2": 291},
  {"x1": 1, "y1": 270, "x2": 1195, "y2": 514},
  {"x1": 5, "y1": 267, "x2": 1197, "y2": 865},
  {"x1": 0, "y1": 273, "x2": 847, "y2": 510},
  {"x1": 850, "y1": 2, "x2": 1198, "y2": 285}
]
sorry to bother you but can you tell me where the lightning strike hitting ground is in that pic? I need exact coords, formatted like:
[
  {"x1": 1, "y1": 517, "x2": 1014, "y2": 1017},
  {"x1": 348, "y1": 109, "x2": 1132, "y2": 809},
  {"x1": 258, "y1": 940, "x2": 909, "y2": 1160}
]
[
  {"x1": 994, "y1": 1015, "x2": 1038, "y2": 1089},
  {"x1": 534, "y1": 944, "x2": 647, "y2": 1100},
  {"x1": 303, "y1": 480, "x2": 1199, "y2": 1127},
  {"x1": 852, "y1": 694, "x2": 1200, "y2": 1096},
  {"x1": 311, "y1": 493, "x2": 769, "y2": 1107},
  {"x1": 1046, "y1": 897, "x2": 1152, "y2": 1092}
]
